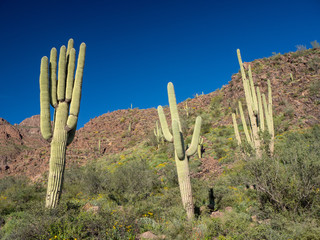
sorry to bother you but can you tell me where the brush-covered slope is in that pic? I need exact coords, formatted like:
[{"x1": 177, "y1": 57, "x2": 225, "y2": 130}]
[{"x1": 0, "y1": 48, "x2": 319, "y2": 180}]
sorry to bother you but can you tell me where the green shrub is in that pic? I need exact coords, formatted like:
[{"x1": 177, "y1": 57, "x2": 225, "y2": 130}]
[
  {"x1": 0, "y1": 176, "x2": 44, "y2": 216},
  {"x1": 247, "y1": 126, "x2": 320, "y2": 214},
  {"x1": 104, "y1": 159, "x2": 161, "y2": 205},
  {"x1": 309, "y1": 78, "x2": 320, "y2": 97}
]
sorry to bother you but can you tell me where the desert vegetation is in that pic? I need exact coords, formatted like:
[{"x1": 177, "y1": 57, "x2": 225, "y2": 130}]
[{"x1": 0, "y1": 44, "x2": 320, "y2": 239}]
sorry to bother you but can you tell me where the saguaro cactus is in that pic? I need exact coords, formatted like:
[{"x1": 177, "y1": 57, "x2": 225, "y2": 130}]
[
  {"x1": 262, "y1": 79, "x2": 274, "y2": 155},
  {"x1": 198, "y1": 137, "x2": 204, "y2": 159},
  {"x1": 232, "y1": 49, "x2": 274, "y2": 157},
  {"x1": 237, "y1": 49, "x2": 261, "y2": 157},
  {"x1": 154, "y1": 120, "x2": 164, "y2": 148},
  {"x1": 157, "y1": 82, "x2": 202, "y2": 220},
  {"x1": 40, "y1": 39, "x2": 86, "y2": 208}
]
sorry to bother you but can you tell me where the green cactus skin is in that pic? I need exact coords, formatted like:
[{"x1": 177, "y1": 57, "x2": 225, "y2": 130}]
[
  {"x1": 184, "y1": 102, "x2": 190, "y2": 117},
  {"x1": 234, "y1": 49, "x2": 274, "y2": 157},
  {"x1": 157, "y1": 82, "x2": 202, "y2": 220},
  {"x1": 238, "y1": 101, "x2": 253, "y2": 147},
  {"x1": 40, "y1": 39, "x2": 86, "y2": 208},
  {"x1": 248, "y1": 65, "x2": 258, "y2": 115},
  {"x1": 40, "y1": 57, "x2": 53, "y2": 140},
  {"x1": 256, "y1": 87, "x2": 265, "y2": 132},
  {"x1": 290, "y1": 73, "x2": 294, "y2": 82},
  {"x1": 154, "y1": 120, "x2": 164, "y2": 148},
  {"x1": 232, "y1": 113, "x2": 242, "y2": 146},
  {"x1": 267, "y1": 80, "x2": 274, "y2": 155},
  {"x1": 237, "y1": 49, "x2": 261, "y2": 157},
  {"x1": 262, "y1": 81, "x2": 275, "y2": 156}
]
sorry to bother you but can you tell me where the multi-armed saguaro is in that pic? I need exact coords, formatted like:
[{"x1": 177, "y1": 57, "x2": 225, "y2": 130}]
[
  {"x1": 39, "y1": 39, "x2": 86, "y2": 208},
  {"x1": 157, "y1": 82, "x2": 202, "y2": 220},
  {"x1": 232, "y1": 49, "x2": 274, "y2": 157}
]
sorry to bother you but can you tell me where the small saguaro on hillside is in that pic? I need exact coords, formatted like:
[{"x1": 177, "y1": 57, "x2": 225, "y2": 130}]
[
  {"x1": 157, "y1": 82, "x2": 202, "y2": 220},
  {"x1": 39, "y1": 39, "x2": 86, "y2": 208}
]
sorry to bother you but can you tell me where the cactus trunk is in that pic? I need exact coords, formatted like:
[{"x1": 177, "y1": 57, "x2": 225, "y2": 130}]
[
  {"x1": 175, "y1": 153, "x2": 194, "y2": 219},
  {"x1": 46, "y1": 103, "x2": 69, "y2": 208}
]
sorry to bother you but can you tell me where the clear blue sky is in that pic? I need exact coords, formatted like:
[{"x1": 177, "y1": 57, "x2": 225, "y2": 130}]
[{"x1": 0, "y1": 0, "x2": 319, "y2": 128}]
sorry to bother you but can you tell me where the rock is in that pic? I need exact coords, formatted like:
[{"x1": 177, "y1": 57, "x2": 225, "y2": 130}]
[
  {"x1": 225, "y1": 206, "x2": 233, "y2": 212},
  {"x1": 82, "y1": 202, "x2": 99, "y2": 214},
  {"x1": 138, "y1": 231, "x2": 165, "y2": 239},
  {"x1": 251, "y1": 215, "x2": 258, "y2": 222},
  {"x1": 211, "y1": 210, "x2": 224, "y2": 218}
]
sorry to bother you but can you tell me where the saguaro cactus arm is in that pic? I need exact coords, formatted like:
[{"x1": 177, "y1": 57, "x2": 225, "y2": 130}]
[
  {"x1": 57, "y1": 46, "x2": 67, "y2": 101},
  {"x1": 232, "y1": 113, "x2": 242, "y2": 146},
  {"x1": 262, "y1": 94, "x2": 270, "y2": 131},
  {"x1": 238, "y1": 101, "x2": 252, "y2": 146},
  {"x1": 49, "y1": 48, "x2": 58, "y2": 108},
  {"x1": 167, "y1": 82, "x2": 181, "y2": 126},
  {"x1": 248, "y1": 65, "x2": 258, "y2": 114},
  {"x1": 172, "y1": 120, "x2": 185, "y2": 160},
  {"x1": 186, "y1": 116, "x2": 202, "y2": 157},
  {"x1": 65, "y1": 48, "x2": 76, "y2": 102},
  {"x1": 66, "y1": 42, "x2": 86, "y2": 131},
  {"x1": 40, "y1": 57, "x2": 53, "y2": 140},
  {"x1": 157, "y1": 106, "x2": 173, "y2": 142},
  {"x1": 257, "y1": 87, "x2": 265, "y2": 132},
  {"x1": 267, "y1": 80, "x2": 273, "y2": 128}
]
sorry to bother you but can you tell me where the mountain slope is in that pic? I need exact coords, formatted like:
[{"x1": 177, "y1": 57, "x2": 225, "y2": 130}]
[{"x1": 0, "y1": 48, "x2": 319, "y2": 180}]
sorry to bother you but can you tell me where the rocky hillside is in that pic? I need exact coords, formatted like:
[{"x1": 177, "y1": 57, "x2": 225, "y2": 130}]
[{"x1": 1, "y1": 48, "x2": 319, "y2": 180}]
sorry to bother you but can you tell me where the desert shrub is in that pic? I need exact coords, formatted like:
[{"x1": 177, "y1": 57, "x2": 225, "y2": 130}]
[
  {"x1": 291, "y1": 48, "x2": 310, "y2": 58},
  {"x1": 198, "y1": 112, "x2": 212, "y2": 135},
  {"x1": 0, "y1": 176, "x2": 44, "y2": 216},
  {"x1": 247, "y1": 125, "x2": 320, "y2": 214},
  {"x1": 104, "y1": 159, "x2": 161, "y2": 205},
  {"x1": 295, "y1": 45, "x2": 307, "y2": 51},
  {"x1": 273, "y1": 113, "x2": 290, "y2": 134},
  {"x1": 211, "y1": 93, "x2": 223, "y2": 109},
  {"x1": 63, "y1": 162, "x2": 108, "y2": 200},
  {"x1": 307, "y1": 57, "x2": 320, "y2": 72},
  {"x1": 283, "y1": 104, "x2": 295, "y2": 118},
  {"x1": 309, "y1": 78, "x2": 320, "y2": 97},
  {"x1": 145, "y1": 130, "x2": 159, "y2": 148},
  {"x1": 311, "y1": 40, "x2": 320, "y2": 49}
]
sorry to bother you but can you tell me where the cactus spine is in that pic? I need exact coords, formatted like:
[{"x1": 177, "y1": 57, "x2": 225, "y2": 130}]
[
  {"x1": 232, "y1": 49, "x2": 274, "y2": 157},
  {"x1": 40, "y1": 39, "x2": 86, "y2": 208},
  {"x1": 157, "y1": 82, "x2": 202, "y2": 220}
]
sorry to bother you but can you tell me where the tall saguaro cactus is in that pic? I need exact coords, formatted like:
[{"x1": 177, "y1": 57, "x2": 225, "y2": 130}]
[
  {"x1": 157, "y1": 82, "x2": 202, "y2": 220},
  {"x1": 232, "y1": 49, "x2": 274, "y2": 157},
  {"x1": 237, "y1": 49, "x2": 261, "y2": 157},
  {"x1": 40, "y1": 39, "x2": 86, "y2": 208}
]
